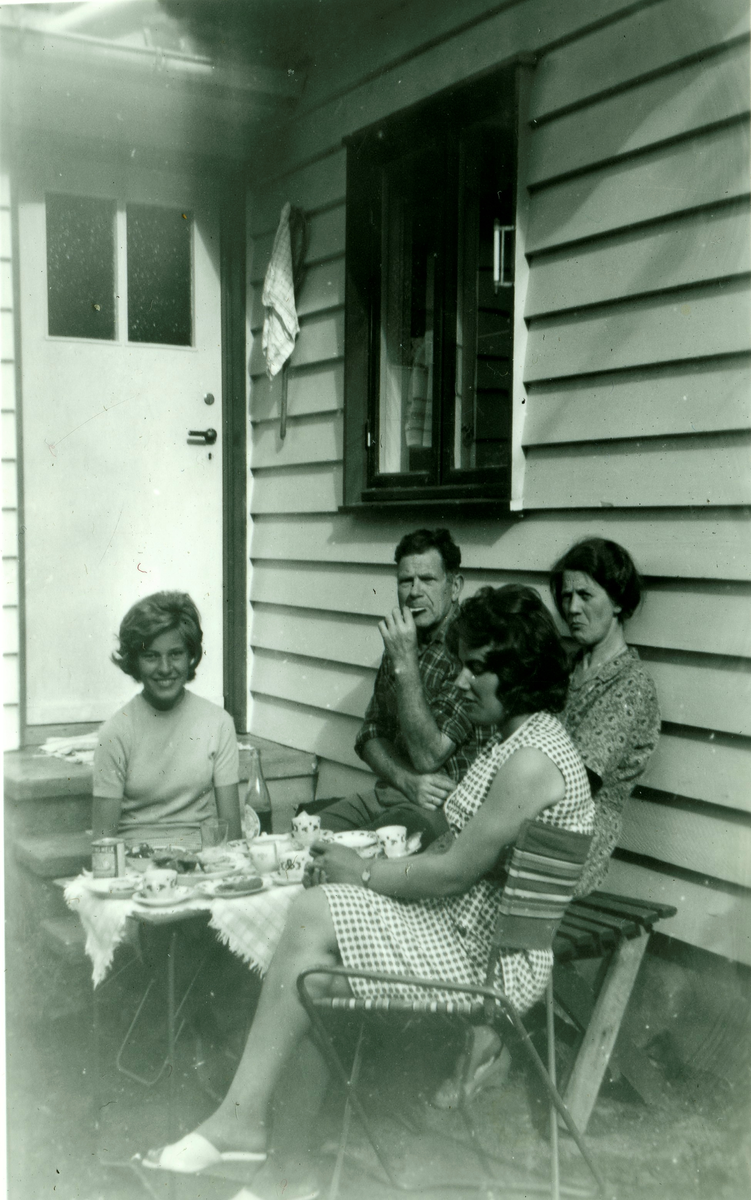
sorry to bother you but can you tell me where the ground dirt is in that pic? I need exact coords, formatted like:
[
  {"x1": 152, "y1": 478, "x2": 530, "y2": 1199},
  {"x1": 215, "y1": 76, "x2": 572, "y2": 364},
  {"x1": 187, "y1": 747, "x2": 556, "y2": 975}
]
[{"x1": 6, "y1": 943, "x2": 751, "y2": 1200}]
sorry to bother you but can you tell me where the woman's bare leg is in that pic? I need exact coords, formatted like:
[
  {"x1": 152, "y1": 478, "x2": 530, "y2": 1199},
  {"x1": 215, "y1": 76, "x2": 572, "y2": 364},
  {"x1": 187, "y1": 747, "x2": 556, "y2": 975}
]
[{"x1": 196, "y1": 887, "x2": 342, "y2": 1155}]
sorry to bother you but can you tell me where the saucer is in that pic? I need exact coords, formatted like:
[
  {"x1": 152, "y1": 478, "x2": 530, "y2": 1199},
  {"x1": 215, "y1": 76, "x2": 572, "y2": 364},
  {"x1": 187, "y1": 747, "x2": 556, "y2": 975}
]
[
  {"x1": 133, "y1": 886, "x2": 195, "y2": 908},
  {"x1": 270, "y1": 871, "x2": 305, "y2": 887},
  {"x1": 86, "y1": 875, "x2": 140, "y2": 899}
]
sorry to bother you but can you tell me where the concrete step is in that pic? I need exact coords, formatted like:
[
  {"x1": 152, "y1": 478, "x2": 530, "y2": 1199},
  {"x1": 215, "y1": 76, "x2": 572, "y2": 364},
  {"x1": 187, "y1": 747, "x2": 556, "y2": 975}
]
[
  {"x1": 40, "y1": 914, "x2": 87, "y2": 963},
  {"x1": 15, "y1": 831, "x2": 92, "y2": 878}
]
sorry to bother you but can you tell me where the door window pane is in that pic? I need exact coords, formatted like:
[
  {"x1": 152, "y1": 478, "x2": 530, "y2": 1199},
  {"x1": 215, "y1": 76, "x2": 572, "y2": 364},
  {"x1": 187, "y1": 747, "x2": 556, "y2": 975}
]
[
  {"x1": 127, "y1": 204, "x2": 193, "y2": 345},
  {"x1": 46, "y1": 193, "x2": 116, "y2": 340}
]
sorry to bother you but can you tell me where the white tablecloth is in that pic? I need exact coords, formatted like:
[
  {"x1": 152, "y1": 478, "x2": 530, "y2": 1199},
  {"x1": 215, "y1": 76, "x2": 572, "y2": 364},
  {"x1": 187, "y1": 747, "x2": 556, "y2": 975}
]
[{"x1": 64, "y1": 876, "x2": 302, "y2": 987}]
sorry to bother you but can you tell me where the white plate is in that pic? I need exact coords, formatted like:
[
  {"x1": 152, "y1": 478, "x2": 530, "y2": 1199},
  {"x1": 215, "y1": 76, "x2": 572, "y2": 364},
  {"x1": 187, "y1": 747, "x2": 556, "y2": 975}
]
[
  {"x1": 269, "y1": 871, "x2": 305, "y2": 887},
  {"x1": 203, "y1": 878, "x2": 268, "y2": 899},
  {"x1": 85, "y1": 875, "x2": 141, "y2": 899},
  {"x1": 133, "y1": 886, "x2": 196, "y2": 908}
]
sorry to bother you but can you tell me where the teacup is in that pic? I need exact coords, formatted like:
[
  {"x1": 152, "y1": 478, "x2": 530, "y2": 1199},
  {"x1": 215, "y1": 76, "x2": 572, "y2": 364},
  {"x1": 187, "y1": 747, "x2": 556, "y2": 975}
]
[
  {"x1": 331, "y1": 831, "x2": 380, "y2": 858},
  {"x1": 142, "y1": 867, "x2": 178, "y2": 895},
  {"x1": 376, "y1": 825, "x2": 408, "y2": 859},
  {"x1": 292, "y1": 812, "x2": 322, "y2": 847},
  {"x1": 249, "y1": 840, "x2": 279, "y2": 875},
  {"x1": 278, "y1": 850, "x2": 310, "y2": 881}
]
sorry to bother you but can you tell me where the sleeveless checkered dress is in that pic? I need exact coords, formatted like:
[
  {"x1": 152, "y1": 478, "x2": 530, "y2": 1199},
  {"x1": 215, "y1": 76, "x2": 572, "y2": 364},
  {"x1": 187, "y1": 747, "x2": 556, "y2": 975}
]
[{"x1": 321, "y1": 711, "x2": 594, "y2": 1013}]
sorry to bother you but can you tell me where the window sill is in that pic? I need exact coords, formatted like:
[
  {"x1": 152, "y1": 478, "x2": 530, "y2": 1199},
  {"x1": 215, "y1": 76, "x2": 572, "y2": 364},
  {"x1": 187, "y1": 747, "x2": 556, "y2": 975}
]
[{"x1": 338, "y1": 497, "x2": 518, "y2": 517}]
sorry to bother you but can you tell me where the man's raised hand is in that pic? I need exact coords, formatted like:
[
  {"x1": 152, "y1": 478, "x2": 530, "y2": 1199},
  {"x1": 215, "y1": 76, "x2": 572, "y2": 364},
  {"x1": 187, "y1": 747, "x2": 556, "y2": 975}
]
[{"x1": 378, "y1": 605, "x2": 419, "y2": 671}]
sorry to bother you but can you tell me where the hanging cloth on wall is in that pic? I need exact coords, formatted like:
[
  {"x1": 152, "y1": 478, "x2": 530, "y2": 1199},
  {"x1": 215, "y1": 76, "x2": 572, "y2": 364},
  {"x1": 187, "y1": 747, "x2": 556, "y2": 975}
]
[{"x1": 261, "y1": 203, "x2": 307, "y2": 438}]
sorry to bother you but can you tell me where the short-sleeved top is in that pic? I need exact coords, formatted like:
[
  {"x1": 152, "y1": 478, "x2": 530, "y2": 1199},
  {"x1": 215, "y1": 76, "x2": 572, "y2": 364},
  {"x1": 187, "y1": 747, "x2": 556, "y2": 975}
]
[
  {"x1": 562, "y1": 646, "x2": 661, "y2": 896},
  {"x1": 93, "y1": 689, "x2": 239, "y2": 842},
  {"x1": 323, "y1": 711, "x2": 594, "y2": 1015},
  {"x1": 354, "y1": 624, "x2": 498, "y2": 784}
]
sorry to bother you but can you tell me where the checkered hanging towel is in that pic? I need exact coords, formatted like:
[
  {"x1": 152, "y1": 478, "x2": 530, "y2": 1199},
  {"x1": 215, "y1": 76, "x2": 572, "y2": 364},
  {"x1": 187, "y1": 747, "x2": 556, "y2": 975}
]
[{"x1": 262, "y1": 202, "x2": 302, "y2": 379}]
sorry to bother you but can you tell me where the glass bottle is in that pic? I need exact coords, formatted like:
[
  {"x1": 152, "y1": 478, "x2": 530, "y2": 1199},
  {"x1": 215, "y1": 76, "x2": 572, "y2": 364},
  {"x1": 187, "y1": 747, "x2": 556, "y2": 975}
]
[{"x1": 243, "y1": 747, "x2": 271, "y2": 842}]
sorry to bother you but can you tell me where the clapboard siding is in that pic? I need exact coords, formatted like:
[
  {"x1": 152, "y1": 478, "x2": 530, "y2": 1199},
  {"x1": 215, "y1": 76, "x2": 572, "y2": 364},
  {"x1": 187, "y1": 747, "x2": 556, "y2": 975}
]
[
  {"x1": 638, "y1": 652, "x2": 751, "y2": 738},
  {"x1": 251, "y1": 564, "x2": 750, "y2": 659},
  {"x1": 530, "y1": 0, "x2": 750, "y2": 121},
  {"x1": 250, "y1": 256, "x2": 344, "y2": 328},
  {"x1": 3, "y1": 506, "x2": 18, "y2": 558},
  {"x1": 628, "y1": 582, "x2": 751, "y2": 659},
  {"x1": 604, "y1": 857, "x2": 751, "y2": 965},
  {"x1": 1, "y1": 361, "x2": 15, "y2": 407},
  {"x1": 251, "y1": 464, "x2": 343, "y2": 514},
  {"x1": 523, "y1": 358, "x2": 751, "y2": 444},
  {"x1": 251, "y1": 602, "x2": 751, "y2": 736},
  {"x1": 2, "y1": 599, "x2": 19, "y2": 654},
  {"x1": 249, "y1": 308, "x2": 344, "y2": 377},
  {"x1": 252, "y1": 603, "x2": 382, "y2": 667},
  {"x1": 251, "y1": 646, "x2": 374, "y2": 719},
  {"x1": 643, "y1": 729, "x2": 751, "y2": 812},
  {"x1": 2, "y1": 407, "x2": 16, "y2": 450},
  {"x1": 250, "y1": 511, "x2": 750, "y2": 582},
  {"x1": 525, "y1": 280, "x2": 751, "y2": 381},
  {"x1": 251, "y1": 205, "x2": 345, "y2": 280},
  {"x1": 1, "y1": 176, "x2": 20, "y2": 751},
  {"x1": 269, "y1": 0, "x2": 675, "y2": 177},
  {"x1": 251, "y1": 413, "x2": 342, "y2": 469},
  {"x1": 250, "y1": 362, "x2": 343, "y2": 422},
  {"x1": 527, "y1": 123, "x2": 750, "y2": 254},
  {"x1": 251, "y1": 692, "x2": 365, "y2": 771},
  {"x1": 523, "y1": 432, "x2": 751, "y2": 508},
  {"x1": 249, "y1": 148, "x2": 346, "y2": 237},
  {"x1": 246, "y1": 0, "x2": 751, "y2": 959},
  {"x1": 525, "y1": 203, "x2": 751, "y2": 318},
  {"x1": 254, "y1": 635, "x2": 748, "y2": 744},
  {"x1": 528, "y1": 39, "x2": 750, "y2": 186},
  {"x1": 620, "y1": 797, "x2": 751, "y2": 888},
  {"x1": 2, "y1": 556, "x2": 18, "y2": 606}
]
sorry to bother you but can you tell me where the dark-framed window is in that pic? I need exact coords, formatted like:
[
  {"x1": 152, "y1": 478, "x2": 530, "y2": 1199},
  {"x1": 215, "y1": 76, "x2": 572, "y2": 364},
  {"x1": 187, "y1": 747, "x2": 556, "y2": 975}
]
[{"x1": 343, "y1": 64, "x2": 526, "y2": 511}]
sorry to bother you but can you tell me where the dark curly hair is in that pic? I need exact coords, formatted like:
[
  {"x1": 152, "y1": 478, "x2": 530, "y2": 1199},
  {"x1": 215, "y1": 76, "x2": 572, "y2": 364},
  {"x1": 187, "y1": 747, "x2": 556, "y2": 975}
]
[
  {"x1": 448, "y1": 584, "x2": 569, "y2": 716},
  {"x1": 112, "y1": 592, "x2": 203, "y2": 681},
  {"x1": 549, "y1": 538, "x2": 643, "y2": 623},
  {"x1": 394, "y1": 528, "x2": 461, "y2": 575}
]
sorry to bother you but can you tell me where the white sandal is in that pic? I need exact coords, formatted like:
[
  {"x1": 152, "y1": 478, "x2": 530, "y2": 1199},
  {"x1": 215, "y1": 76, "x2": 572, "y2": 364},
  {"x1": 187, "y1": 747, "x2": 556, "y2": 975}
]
[{"x1": 141, "y1": 1130, "x2": 267, "y2": 1174}]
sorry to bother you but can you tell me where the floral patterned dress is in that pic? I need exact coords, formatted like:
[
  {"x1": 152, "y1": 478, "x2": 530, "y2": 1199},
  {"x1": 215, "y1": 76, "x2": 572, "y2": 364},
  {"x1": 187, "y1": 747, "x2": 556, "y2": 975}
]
[
  {"x1": 562, "y1": 647, "x2": 660, "y2": 896},
  {"x1": 321, "y1": 711, "x2": 594, "y2": 1014}
]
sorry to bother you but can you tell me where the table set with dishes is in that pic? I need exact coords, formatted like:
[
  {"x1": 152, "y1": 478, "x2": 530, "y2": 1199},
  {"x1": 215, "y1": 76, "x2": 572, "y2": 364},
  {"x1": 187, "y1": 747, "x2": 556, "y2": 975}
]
[{"x1": 64, "y1": 813, "x2": 422, "y2": 986}]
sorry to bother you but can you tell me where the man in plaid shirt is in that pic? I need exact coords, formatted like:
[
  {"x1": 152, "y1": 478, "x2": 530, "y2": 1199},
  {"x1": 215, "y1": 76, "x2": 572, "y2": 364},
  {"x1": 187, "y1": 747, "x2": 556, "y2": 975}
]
[{"x1": 316, "y1": 528, "x2": 497, "y2": 842}]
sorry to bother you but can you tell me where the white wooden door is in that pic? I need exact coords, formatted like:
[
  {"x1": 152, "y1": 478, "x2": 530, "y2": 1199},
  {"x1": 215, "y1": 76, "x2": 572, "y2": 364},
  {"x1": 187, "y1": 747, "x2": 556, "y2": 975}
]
[{"x1": 18, "y1": 153, "x2": 225, "y2": 725}]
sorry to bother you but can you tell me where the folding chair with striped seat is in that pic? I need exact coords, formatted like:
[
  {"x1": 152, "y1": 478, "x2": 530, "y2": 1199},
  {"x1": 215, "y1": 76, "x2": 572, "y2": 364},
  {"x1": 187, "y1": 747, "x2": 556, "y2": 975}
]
[{"x1": 297, "y1": 820, "x2": 608, "y2": 1200}]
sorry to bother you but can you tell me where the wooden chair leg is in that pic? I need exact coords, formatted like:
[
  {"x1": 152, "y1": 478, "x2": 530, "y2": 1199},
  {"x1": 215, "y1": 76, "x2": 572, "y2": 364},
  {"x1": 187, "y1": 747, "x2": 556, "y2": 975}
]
[{"x1": 563, "y1": 931, "x2": 649, "y2": 1131}]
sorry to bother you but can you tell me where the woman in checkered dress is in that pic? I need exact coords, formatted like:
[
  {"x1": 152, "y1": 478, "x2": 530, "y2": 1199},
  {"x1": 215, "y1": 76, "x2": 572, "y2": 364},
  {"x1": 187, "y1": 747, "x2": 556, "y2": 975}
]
[{"x1": 145, "y1": 585, "x2": 593, "y2": 1194}]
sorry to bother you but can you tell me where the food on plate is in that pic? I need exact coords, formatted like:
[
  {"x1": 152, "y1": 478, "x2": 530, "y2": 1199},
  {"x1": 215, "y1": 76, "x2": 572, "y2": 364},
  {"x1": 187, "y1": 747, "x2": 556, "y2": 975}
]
[
  {"x1": 127, "y1": 843, "x2": 155, "y2": 859},
  {"x1": 212, "y1": 875, "x2": 263, "y2": 896}
]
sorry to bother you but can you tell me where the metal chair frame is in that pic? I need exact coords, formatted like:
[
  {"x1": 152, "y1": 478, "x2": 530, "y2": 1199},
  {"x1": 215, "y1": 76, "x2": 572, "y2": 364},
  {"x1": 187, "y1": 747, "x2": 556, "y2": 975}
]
[{"x1": 296, "y1": 821, "x2": 608, "y2": 1200}]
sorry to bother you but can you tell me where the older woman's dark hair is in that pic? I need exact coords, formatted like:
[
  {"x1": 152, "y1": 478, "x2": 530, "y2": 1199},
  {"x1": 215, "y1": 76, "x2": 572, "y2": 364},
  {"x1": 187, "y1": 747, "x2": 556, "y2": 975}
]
[
  {"x1": 112, "y1": 592, "x2": 203, "y2": 681},
  {"x1": 394, "y1": 527, "x2": 461, "y2": 575},
  {"x1": 549, "y1": 538, "x2": 643, "y2": 622},
  {"x1": 449, "y1": 584, "x2": 569, "y2": 716}
]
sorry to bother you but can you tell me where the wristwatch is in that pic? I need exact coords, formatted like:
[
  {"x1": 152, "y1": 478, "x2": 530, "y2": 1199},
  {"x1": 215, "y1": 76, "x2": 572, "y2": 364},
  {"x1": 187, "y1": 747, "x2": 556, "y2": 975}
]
[{"x1": 361, "y1": 866, "x2": 372, "y2": 888}]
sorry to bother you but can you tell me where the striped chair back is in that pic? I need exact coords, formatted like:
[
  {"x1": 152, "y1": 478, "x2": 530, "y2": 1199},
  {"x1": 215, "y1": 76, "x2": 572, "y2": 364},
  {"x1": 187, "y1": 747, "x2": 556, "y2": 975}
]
[{"x1": 489, "y1": 821, "x2": 593, "y2": 956}]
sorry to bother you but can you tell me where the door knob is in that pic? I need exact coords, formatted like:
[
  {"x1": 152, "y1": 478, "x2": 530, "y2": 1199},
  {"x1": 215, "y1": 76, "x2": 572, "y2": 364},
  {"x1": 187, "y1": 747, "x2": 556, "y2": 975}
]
[{"x1": 187, "y1": 428, "x2": 217, "y2": 445}]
